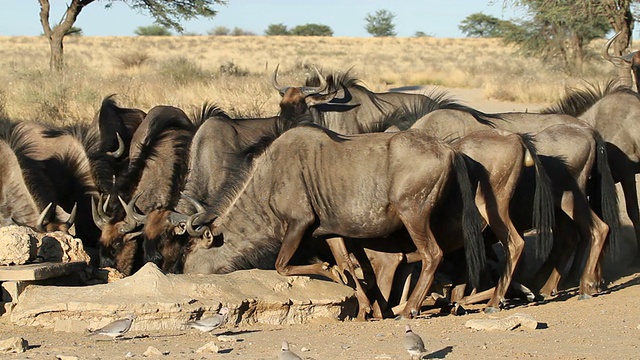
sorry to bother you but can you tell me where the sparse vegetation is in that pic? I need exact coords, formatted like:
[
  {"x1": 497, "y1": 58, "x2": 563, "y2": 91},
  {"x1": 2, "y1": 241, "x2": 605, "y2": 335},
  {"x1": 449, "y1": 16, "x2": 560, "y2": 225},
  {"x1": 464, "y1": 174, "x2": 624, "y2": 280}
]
[
  {"x1": 0, "y1": 35, "x2": 620, "y2": 123},
  {"x1": 264, "y1": 23, "x2": 290, "y2": 36},
  {"x1": 116, "y1": 51, "x2": 151, "y2": 70},
  {"x1": 134, "y1": 25, "x2": 172, "y2": 36},
  {"x1": 208, "y1": 26, "x2": 230, "y2": 35}
]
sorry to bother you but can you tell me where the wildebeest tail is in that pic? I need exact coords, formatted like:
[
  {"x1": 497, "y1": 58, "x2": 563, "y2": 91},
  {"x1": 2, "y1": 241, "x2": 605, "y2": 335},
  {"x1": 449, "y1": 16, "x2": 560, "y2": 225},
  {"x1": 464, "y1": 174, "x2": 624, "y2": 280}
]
[
  {"x1": 453, "y1": 151, "x2": 485, "y2": 289},
  {"x1": 520, "y1": 133, "x2": 554, "y2": 259},
  {"x1": 591, "y1": 131, "x2": 620, "y2": 255}
]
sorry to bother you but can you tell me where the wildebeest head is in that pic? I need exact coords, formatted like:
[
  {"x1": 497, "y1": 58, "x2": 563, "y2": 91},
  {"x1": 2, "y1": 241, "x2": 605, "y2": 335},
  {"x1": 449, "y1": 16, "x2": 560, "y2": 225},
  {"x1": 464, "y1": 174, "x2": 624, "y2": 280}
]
[
  {"x1": 140, "y1": 208, "x2": 193, "y2": 273},
  {"x1": 92, "y1": 193, "x2": 145, "y2": 275},
  {"x1": 271, "y1": 65, "x2": 338, "y2": 119}
]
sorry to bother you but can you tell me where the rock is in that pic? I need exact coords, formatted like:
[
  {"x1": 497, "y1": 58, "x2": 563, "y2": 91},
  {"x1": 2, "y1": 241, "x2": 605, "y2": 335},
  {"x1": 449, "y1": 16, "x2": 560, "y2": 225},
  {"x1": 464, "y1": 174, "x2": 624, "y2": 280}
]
[
  {"x1": 216, "y1": 335, "x2": 239, "y2": 342},
  {"x1": 0, "y1": 336, "x2": 28, "y2": 353},
  {"x1": 195, "y1": 341, "x2": 219, "y2": 354},
  {"x1": 11, "y1": 263, "x2": 356, "y2": 331},
  {"x1": 36, "y1": 232, "x2": 90, "y2": 264},
  {"x1": 56, "y1": 355, "x2": 79, "y2": 360},
  {"x1": 125, "y1": 351, "x2": 134, "y2": 358},
  {"x1": 0, "y1": 226, "x2": 37, "y2": 265},
  {"x1": 465, "y1": 313, "x2": 539, "y2": 331},
  {"x1": 143, "y1": 346, "x2": 165, "y2": 356},
  {"x1": 96, "y1": 267, "x2": 126, "y2": 283}
]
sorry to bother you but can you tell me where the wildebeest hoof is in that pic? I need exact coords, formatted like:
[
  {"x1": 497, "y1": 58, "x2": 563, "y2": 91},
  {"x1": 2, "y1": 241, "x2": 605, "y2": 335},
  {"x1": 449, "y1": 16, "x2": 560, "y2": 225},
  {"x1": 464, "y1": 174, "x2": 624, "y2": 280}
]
[
  {"x1": 330, "y1": 266, "x2": 349, "y2": 285},
  {"x1": 451, "y1": 303, "x2": 466, "y2": 316},
  {"x1": 578, "y1": 294, "x2": 592, "y2": 301},
  {"x1": 484, "y1": 306, "x2": 500, "y2": 314}
]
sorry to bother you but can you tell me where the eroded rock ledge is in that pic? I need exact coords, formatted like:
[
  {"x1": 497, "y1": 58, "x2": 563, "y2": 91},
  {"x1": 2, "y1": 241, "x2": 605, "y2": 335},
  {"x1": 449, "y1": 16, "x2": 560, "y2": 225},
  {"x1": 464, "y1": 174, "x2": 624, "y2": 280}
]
[{"x1": 10, "y1": 263, "x2": 356, "y2": 332}]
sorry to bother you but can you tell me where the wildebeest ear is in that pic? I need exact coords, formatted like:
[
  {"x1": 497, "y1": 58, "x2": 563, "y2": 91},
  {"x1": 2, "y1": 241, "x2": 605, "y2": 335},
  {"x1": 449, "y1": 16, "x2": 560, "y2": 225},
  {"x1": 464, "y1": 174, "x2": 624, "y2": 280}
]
[
  {"x1": 175, "y1": 222, "x2": 187, "y2": 235},
  {"x1": 203, "y1": 229, "x2": 214, "y2": 248}
]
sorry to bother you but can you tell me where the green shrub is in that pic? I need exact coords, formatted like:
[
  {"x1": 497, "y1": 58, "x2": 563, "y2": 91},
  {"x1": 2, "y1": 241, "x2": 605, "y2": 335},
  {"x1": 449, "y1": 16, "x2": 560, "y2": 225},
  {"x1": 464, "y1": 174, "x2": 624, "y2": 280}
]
[
  {"x1": 134, "y1": 25, "x2": 172, "y2": 36},
  {"x1": 159, "y1": 57, "x2": 211, "y2": 84}
]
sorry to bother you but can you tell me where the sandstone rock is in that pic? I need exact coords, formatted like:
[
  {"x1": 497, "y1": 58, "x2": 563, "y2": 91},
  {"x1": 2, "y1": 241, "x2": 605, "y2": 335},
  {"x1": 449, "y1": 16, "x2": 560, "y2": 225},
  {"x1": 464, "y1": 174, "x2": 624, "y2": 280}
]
[
  {"x1": 0, "y1": 226, "x2": 37, "y2": 265},
  {"x1": 465, "y1": 313, "x2": 539, "y2": 331},
  {"x1": 216, "y1": 335, "x2": 239, "y2": 342},
  {"x1": 11, "y1": 263, "x2": 356, "y2": 331},
  {"x1": 143, "y1": 346, "x2": 165, "y2": 356},
  {"x1": 96, "y1": 267, "x2": 126, "y2": 283},
  {"x1": 37, "y1": 232, "x2": 90, "y2": 264},
  {"x1": 195, "y1": 341, "x2": 219, "y2": 354},
  {"x1": 0, "y1": 336, "x2": 28, "y2": 354},
  {"x1": 56, "y1": 355, "x2": 79, "y2": 360}
]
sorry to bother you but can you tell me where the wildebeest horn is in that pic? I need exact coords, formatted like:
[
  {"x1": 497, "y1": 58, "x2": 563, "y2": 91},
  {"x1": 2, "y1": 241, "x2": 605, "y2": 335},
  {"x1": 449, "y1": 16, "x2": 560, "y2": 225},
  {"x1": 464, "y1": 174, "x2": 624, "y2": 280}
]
[
  {"x1": 106, "y1": 132, "x2": 125, "y2": 158},
  {"x1": 36, "y1": 202, "x2": 53, "y2": 232},
  {"x1": 300, "y1": 65, "x2": 328, "y2": 96},
  {"x1": 63, "y1": 203, "x2": 77, "y2": 228},
  {"x1": 91, "y1": 196, "x2": 109, "y2": 230},
  {"x1": 271, "y1": 64, "x2": 289, "y2": 94},
  {"x1": 602, "y1": 31, "x2": 636, "y2": 65},
  {"x1": 182, "y1": 193, "x2": 206, "y2": 214},
  {"x1": 186, "y1": 212, "x2": 207, "y2": 237},
  {"x1": 118, "y1": 192, "x2": 147, "y2": 229}
]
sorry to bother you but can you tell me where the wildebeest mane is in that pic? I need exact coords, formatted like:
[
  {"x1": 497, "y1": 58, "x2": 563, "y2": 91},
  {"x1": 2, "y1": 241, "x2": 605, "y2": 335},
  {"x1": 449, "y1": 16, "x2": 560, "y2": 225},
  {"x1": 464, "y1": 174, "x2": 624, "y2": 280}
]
[
  {"x1": 385, "y1": 90, "x2": 498, "y2": 131},
  {"x1": 5, "y1": 124, "x2": 56, "y2": 211},
  {"x1": 190, "y1": 101, "x2": 231, "y2": 127},
  {"x1": 541, "y1": 79, "x2": 638, "y2": 117},
  {"x1": 116, "y1": 112, "x2": 195, "y2": 209},
  {"x1": 306, "y1": 68, "x2": 394, "y2": 126}
]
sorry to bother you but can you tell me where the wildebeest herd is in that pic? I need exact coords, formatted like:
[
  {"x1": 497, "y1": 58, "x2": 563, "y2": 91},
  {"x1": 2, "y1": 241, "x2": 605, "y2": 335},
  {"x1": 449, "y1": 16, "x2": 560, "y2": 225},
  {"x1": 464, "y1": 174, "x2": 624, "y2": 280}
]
[{"x1": 3, "y1": 36, "x2": 640, "y2": 320}]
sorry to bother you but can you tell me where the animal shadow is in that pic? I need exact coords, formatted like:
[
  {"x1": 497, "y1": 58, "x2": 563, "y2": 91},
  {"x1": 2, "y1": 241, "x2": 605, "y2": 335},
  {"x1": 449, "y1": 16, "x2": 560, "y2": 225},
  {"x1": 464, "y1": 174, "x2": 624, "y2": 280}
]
[{"x1": 424, "y1": 345, "x2": 454, "y2": 359}]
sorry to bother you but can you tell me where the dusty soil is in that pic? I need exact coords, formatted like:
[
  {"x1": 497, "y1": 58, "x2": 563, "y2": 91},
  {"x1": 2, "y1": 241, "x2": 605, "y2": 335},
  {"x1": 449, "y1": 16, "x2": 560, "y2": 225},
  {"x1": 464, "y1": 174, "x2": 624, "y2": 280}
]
[{"x1": 1, "y1": 90, "x2": 639, "y2": 360}]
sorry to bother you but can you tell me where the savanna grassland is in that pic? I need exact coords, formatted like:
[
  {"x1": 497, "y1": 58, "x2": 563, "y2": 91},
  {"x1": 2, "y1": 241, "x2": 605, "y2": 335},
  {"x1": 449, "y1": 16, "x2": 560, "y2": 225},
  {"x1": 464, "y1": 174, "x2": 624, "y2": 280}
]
[{"x1": 0, "y1": 35, "x2": 621, "y2": 124}]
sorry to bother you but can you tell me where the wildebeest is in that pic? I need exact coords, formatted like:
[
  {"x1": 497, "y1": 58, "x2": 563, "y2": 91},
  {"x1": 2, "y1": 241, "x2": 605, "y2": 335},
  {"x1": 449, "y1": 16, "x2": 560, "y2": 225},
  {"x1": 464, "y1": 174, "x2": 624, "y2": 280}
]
[
  {"x1": 272, "y1": 67, "x2": 477, "y2": 134},
  {"x1": 542, "y1": 80, "x2": 640, "y2": 258},
  {"x1": 0, "y1": 121, "x2": 78, "y2": 234},
  {"x1": 182, "y1": 124, "x2": 485, "y2": 319},
  {"x1": 602, "y1": 31, "x2": 640, "y2": 92},
  {"x1": 412, "y1": 107, "x2": 619, "y2": 300},
  {"x1": 92, "y1": 105, "x2": 197, "y2": 275},
  {"x1": 410, "y1": 124, "x2": 554, "y2": 312},
  {"x1": 138, "y1": 104, "x2": 301, "y2": 273}
]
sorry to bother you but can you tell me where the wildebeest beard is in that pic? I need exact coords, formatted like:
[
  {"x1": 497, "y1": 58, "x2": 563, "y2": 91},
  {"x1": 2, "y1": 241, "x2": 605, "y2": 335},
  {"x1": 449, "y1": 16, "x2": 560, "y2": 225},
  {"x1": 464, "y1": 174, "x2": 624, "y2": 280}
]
[{"x1": 142, "y1": 209, "x2": 191, "y2": 273}]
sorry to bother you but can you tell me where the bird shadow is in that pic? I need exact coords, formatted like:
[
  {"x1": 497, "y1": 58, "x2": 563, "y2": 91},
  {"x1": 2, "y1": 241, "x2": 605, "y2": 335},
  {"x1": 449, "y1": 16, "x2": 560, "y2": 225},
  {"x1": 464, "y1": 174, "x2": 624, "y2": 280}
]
[
  {"x1": 218, "y1": 329, "x2": 261, "y2": 336},
  {"x1": 424, "y1": 345, "x2": 454, "y2": 359}
]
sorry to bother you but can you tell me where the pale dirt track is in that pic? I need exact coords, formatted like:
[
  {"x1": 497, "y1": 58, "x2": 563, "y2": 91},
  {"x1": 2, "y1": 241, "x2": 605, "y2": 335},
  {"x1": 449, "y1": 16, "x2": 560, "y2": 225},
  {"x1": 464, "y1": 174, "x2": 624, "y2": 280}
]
[{"x1": 1, "y1": 89, "x2": 639, "y2": 360}]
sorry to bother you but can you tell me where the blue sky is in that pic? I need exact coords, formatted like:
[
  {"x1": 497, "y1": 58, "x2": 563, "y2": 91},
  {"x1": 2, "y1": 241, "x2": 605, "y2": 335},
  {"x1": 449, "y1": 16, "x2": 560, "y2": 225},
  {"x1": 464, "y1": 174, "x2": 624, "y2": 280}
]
[{"x1": 0, "y1": 1, "x2": 522, "y2": 38}]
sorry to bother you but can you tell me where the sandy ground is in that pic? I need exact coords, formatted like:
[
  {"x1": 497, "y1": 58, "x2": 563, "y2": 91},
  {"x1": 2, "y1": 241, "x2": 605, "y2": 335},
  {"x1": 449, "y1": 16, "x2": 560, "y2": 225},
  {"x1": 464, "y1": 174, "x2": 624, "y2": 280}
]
[{"x1": 1, "y1": 89, "x2": 639, "y2": 360}]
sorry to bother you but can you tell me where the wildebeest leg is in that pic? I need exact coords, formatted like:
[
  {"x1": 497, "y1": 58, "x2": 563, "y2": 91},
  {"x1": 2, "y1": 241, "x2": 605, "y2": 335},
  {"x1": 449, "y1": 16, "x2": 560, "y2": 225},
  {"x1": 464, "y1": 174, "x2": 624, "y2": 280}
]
[
  {"x1": 326, "y1": 237, "x2": 372, "y2": 320},
  {"x1": 398, "y1": 214, "x2": 443, "y2": 319},
  {"x1": 275, "y1": 218, "x2": 342, "y2": 282},
  {"x1": 576, "y1": 208, "x2": 609, "y2": 299},
  {"x1": 362, "y1": 248, "x2": 405, "y2": 318},
  {"x1": 620, "y1": 174, "x2": 640, "y2": 254},
  {"x1": 536, "y1": 215, "x2": 577, "y2": 298}
]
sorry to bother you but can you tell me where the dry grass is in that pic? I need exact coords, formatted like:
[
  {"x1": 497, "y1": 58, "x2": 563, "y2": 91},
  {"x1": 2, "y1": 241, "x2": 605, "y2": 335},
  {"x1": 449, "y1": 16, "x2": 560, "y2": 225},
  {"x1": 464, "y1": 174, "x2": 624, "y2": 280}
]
[{"x1": 0, "y1": 35, "x2": 622, "y2": 124}]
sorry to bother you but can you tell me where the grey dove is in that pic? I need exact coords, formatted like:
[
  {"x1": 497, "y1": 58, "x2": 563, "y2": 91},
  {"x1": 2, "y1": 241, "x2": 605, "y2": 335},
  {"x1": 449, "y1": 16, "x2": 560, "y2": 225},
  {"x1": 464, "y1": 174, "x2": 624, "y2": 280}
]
[
  {"x1": 403, "y1": 324, "x2": 426, "y2": 359},
  {"x1": 280, "y1": 341, "x2": 302, "y2": 360},
  {"x1": 88, "y1": 314, "x2": 135, "y2": 339},
  {"x1": 184, "y1": 307, "x2": 229, "y2": 333}
]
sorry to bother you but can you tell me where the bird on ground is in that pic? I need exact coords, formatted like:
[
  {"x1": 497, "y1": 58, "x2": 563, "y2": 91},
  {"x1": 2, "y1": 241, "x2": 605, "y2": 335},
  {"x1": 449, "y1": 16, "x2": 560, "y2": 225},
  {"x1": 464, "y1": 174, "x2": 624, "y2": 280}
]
[
  {"x1": 404, "y1": 324, "x2": 427, "y2": 359},
  {"x1": 87, "y1": 314, "x2": 135, "y2": 339},
  {"x1": 280, "y1": 340, "x2": 303, "y2": 360},
  {"x1": 184, "y1": 307, "x2": 230, "y2": 333}
]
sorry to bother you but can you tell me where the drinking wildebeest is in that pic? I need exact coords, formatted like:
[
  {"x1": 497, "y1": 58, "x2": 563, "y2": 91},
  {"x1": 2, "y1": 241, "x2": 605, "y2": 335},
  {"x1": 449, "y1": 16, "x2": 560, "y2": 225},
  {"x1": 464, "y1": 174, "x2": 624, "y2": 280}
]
[
  {"x1": 182, "y1": 124, "x2": 485, "y2": 319},
  {"x1": 92, "y1": 105, "x2": 198, "y2": 275},
  {"x1": 137, "y1": 103, "x2": 305, "y2": 273},
  {"x1": 0, "y1": 122, "x2": 78, "y2": 234}
]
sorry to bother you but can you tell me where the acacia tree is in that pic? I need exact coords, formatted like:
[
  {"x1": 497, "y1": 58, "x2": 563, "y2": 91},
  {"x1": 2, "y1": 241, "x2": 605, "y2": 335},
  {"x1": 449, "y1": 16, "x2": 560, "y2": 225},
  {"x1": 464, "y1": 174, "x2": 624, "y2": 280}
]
[
  {"x1": 38, "y1": 0, "x2": 226, "y2": 72},
  {"x1": 505, "y1": 1, "x2": 635, "y2": 79},
  {"x1": 365, "y1": 9, "x2": 397, "y2": 37}
]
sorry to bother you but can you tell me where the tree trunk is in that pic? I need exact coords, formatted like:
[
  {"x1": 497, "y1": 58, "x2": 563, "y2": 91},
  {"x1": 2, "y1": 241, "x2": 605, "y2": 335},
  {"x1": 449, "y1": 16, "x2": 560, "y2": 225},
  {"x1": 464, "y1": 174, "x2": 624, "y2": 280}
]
[
  {"x1": 38, "y1": 0, "x2": 92, "y2": 73},
  {"x1": 49, "y1": 32, "x2": 65, "y2": 72}
]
